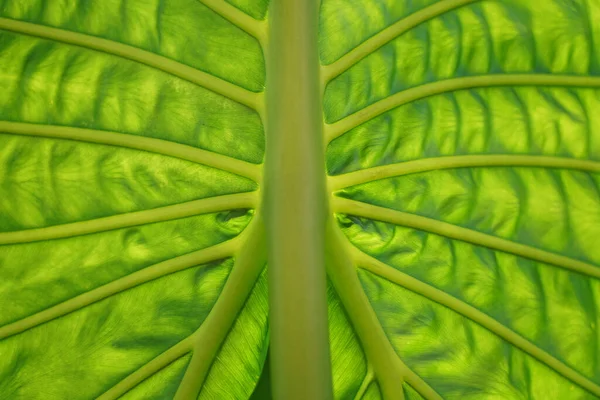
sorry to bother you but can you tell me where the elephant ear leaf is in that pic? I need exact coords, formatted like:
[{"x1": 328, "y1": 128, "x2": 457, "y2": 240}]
[
  {"x1": 2, "y1": 0, "x2": 600, "y2": 398},
  {"x1": 322, "y1": 0, "x2": 600, "y2": 398},
  {"x1": 0, "y1": 0, "x2": 268, "y2": 398}
]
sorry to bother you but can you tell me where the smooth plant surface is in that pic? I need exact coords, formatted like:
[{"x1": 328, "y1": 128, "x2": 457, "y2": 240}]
[{"x1": 0, "y1": 0, "x2": 600, "y2": 399}]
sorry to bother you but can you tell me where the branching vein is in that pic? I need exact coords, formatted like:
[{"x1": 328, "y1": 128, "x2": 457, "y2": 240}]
[
  {"x1": 0, "y1": 192, "x2": 257, "y2": 245},
  {"x1": 333, "y1": 197, "x2": 600, "y2": 280},
  {"x1": 0, "y1": 121, "x2": 261, "y2": 182},
  {"x1": 174, "y1": 217, "x2": 267, "y2": 399},
  {"x1": 197, "y1": 0, "x2": 267, "y2": 44},
  {"x1": 353, "y1": 365, "x2": 374, "y2": 400},
  {"x1": 321, "y1": 0, "x2": 481, "y2": 82},
  {"x1": 326, "y1": 74, "x2": 600, "y2": 142},
  {"x1": 326, "y1": 221, "x2": 442, "y2": 400},
  {"x1": 97, "y1": 338, "x2": 193, "y2": 400},
  {"x1": 0, "y1": 17, "x2": 260, "y2": 110},
  {"x1": 329, "y1": 155, "x2": 600, "y2": 190},
  {"x1": 353, "y1": 248, "x2": 600, "y2": 398},
  {"x1": 0, "y1": 239, "x2": 238, "y2": 340}
]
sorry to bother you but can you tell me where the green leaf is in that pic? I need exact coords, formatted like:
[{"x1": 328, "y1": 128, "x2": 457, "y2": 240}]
[
  {"x1": 1, "y1": 0, "x2": 600, "y2": 399},
  {"x1": 0, "y1": 0, "x2": 267, "y2": 398},
  {"x1": 324, "y1": 0, "x2": 600, "y2": 398}
]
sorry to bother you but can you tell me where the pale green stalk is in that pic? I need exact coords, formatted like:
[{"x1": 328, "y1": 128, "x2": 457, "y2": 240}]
[{"x1": 264, "y1": 0, "x2": 333, "y2": 398}]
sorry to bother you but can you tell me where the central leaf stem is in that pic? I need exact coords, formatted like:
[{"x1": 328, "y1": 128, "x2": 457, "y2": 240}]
[{"x1": 263, "y1": 0, "x2": 333, "y2": 398}]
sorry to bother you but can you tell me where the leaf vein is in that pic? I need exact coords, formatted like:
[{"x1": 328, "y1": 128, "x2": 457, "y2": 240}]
[
  {"x1": 98, "y1": 338, "x2": 193, "y2": 400},
  {"x1": 0, "y1": 121, "x2": 262, "y2": 182},
  {"x1": 353, "y1": 248, "x2": 600, "y2": 397},
  {"x1": 0, "y1": 17, "x2": 260, "y2": 110},
  {"x1": 326, "y1": 74, "x2": 600, "y2": 142},
  {"x1": 353, "y1": 365, "x2": 374, "y2": 400},
  {"x1": 321, "y1": 0, "x2": 481, "y2": 82},
  {"x1": 0, "y1": 239, "x2": 238, "y2": 340},
  {"x1": 329, "y1": 155, "x2": 600, "y2": 190},
  {"x1": 174, "y1": 217, "x2": 267, "y2": 399},
  {"x1": 333, "y1": 198, "x2": 600, "y2": 279},
  {"x1": 197, "y1": 0, "x2": 267, "y2": 44},
  {"x1": 0, "y1": 192, "x2": 256, "y2": 245},
  {"x1": 326, "y1": 222, "x2": 442, "y2": 400}
]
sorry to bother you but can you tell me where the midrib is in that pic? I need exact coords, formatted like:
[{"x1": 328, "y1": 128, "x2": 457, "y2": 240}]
[{"x1": 263, "y1": 0, "x2": 334, "y2": 399}]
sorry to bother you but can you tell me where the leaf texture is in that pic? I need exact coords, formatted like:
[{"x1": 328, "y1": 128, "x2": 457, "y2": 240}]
[
  {"x1": 1, "y1": 0, "x2": 600, "y2": 398},
  {"x1": 0, "y1": 0, "x2": 268, "y2": 398},
  {"x1": 323, "y1": 0, "x2": 600, "y2": 398}
]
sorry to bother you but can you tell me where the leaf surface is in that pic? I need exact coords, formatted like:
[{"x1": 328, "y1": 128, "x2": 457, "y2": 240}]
[
  {"x1": 323, "y1": 0, "x2": 600, "y2": 398},
  {"x1": 0, "y1": 0, "x2": 268, "y2": 398},
  {"x1": 1, "y1": 0, "x2": 600, "y2": 398}
]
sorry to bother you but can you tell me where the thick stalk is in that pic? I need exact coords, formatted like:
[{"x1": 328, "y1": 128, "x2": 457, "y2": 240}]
[{"x1": 264, "y1": 0, "x2": 333, "y2": 398}]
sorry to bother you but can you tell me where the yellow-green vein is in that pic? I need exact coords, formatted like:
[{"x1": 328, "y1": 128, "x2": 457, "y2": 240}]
[
  {"x1": 0, "y1": 17, "x2": 260, "y2": 110},
  {"x1": 0, "y1": 239, "x2": 238, "y2": 340},
  {"x1": 0, "y1": 192, "x2": 257, "y2": 245},
  {"x1": 0, "y1": 121, "x2": 261, "y2": 182},
  {"x1": 174, "y1": 216, "x2": 267, "y2": 399},
  {"x1": 197, "y1": 0, "x2": 267, "y2": 44},
  {"x1": 326, "y1": 220, "x2": 442, "y2": 400},
  {"x1": 333, "y1": 197, "x2": 600, "y2": 280},
  {"x1": 325, "y1": 74, "x2": 600, "y2": 142},
  {"x1": 329, "y1": 155, "x2": 600, "y2": 190},
  {"x1": 321, "y1": 0, "x2": 481, "y2": 83},
  {"x1": 353, "y1": 249, "x2": 600, "y2": 398},
  {"x1": 353, "y1": 365, "x2": 374, "y2": 400},
  {"x1": 98, "y1": 338, "x2": 193, "y2": 400}
]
